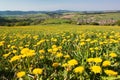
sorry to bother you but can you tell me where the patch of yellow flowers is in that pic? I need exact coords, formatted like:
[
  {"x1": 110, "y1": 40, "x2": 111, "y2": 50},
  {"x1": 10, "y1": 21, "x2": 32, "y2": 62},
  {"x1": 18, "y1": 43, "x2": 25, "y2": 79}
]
[{"x1": 1, "y1": 27, "x2": 120, "y2": 80}]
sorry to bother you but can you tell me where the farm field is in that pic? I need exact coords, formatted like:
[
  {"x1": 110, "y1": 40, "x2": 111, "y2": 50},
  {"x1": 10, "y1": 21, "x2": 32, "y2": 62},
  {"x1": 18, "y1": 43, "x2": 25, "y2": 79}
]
[{"x1": 0, "y1": 24, "x2": 120, "y2": 80}]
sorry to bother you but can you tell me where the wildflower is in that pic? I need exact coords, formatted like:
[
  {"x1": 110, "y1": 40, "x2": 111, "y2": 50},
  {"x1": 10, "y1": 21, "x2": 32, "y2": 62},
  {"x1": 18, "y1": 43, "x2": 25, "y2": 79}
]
[
  {"x1": 21, "y1": 48, "x2": 29, "y2": 54},
  {"x1": 33, "y1": 68, "x2": 43, "y2": 75},
  {"x1": 89, "y1": 48, "x2": 94, "y2": 51},
  {"x1": 39, "y1": 49, "x2": 45, "y2": 54},
  {"x1": 51, "y1": 38, "x2": 57, "y2": 42},
  {"x1": 109, "y1": 52, "x2": 117, "y2": 57},
  {"x1": 52, "y1": 45, "x2": 57, "y2": 48},
  {"x1": 21, "y1": 48, "x2": 35, "y2": 57},
  {"x1": 11, "y1": 46, "x2": 16, "y2": 49},
  {"x1": 17, "y1": 71, "x2": 25, "y2": 78},
  {"x1": 73, "y1": 66, "x2": 84, "y2": 73},
  {"x1": 13, "y1": 50, "x2": 17, "y2": 53},
  {"x1": 3, "y1": 52, "x2": 11, "y2": 58},
  {"x1": 48, "y1": 49, "x2": 52, "y2": 53},
  {"x1": 104, "y1": 70, "x2": 118, "y2": 76},
  {"x1": 26, "y1": 50, "x2": 35, "y2": 57},
  {"x1": 39, "y1": 56, "x2": 44, "y2": 59},
  {"x1": 68, "y1": 59, "x2": 78, "y2": 66},
  {"x1": 33, "y1": 35, "x2": 38, "y2": 40},
  {"x1": 58, "y1": 46, "x2": 62, "y2": 50},
  {"x1": 80, "y1": 42, "x2": 85, "y2": 46},
  {"x1": 52, "y1": 62, "x2": 59, "y2": 67},
  {"x1": 93, "y1": 58, "x2": 102, "y2": 63},
  {"x1": 94, "y1": 47, "x2": 99, "y2": 50},
  {"x1": 19, "y1": 46, "x2": 23, "y2": 50},
  {"x1": 86, "y1": 38, "x2": 91, "y2": 42},
  {"x1": 87, "y1": 58, "x2": 94, "y2": 63},
  {"x1": 102, "y1": 61, "x2": 111, "y2": 67},
  {"x1": 56, "y1": 52, "x2": 63, "y2": 58},
  {"x1": 99, "y1": 42, "x2": 104, "y2": 45},
  {"x1": 37, "y1": 39, "x2": 45, "y2": 45},
  {"x1": 7, "y1": 45, "x2": 11, "y2": 48},
  {"x1": 9, "y1": 55, "x2": 21, "y2": 62},
  {"x1": 0, "y1": 41, "x2": 5, "y2": 46},
  {"x1": 52, "y1": 48, "x2": 58, "y2": 52},
  {"x1": 91, "y1": 66, "x2": 101, "y2": 74},
  {"x1": 91, "y1": 50, "x2": 94, "y2": 53},
  {"x1": 64, "y1": 54, "x2": 70, "y2": 59},
  {"x1": 62, "y1": 63, "x2": 71, "y2": 71},
  {"x1": 62, "y1": 63, "x2": 68, "y2": 67}
]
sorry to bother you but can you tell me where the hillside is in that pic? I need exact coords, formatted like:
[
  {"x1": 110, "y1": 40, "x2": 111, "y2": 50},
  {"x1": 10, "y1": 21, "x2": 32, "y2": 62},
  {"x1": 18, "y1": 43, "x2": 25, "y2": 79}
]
[{"x1": 0, "y1": 10, "x2": 120, "y2": 26}]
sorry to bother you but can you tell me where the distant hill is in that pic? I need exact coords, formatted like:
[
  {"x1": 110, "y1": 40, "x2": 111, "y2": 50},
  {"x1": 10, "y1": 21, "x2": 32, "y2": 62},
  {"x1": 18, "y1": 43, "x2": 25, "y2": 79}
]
[
  {"x1": 0, "y1": 10, "x2": 120, "y2": 16},
  {"x1": 0, "y1": 10, "x2": 74, "y2": 16},
  {"x1": 0, "y1": 10, "x2": 120, "y2": 26},
  {"x1": 0, "y1": 11, "x2": 45, "y2": 16}
]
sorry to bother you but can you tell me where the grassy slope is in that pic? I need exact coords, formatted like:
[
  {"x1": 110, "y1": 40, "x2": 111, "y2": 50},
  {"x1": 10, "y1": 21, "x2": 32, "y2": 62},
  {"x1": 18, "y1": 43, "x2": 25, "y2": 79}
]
[{"x1": 0, "y1": 24, "x2": 120, "y2": 34}]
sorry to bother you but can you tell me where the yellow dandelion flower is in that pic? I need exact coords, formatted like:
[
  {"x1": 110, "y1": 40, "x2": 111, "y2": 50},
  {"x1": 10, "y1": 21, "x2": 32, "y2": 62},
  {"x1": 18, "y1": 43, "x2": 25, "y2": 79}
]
[
  {"x1": 52, "y1": 62, "x2": 59, "y2": 67},
  {"x1": 19, "y1": 46, "x2": 23, "y2": 50},
  {"x1": 51, "y1": 38, "x2": 57, "y2": 42},
  {"x1": 0, "y1": 41, "x2": 5, "y2": 46},
  {"x1": 109, "y1": 52, "x2": 117, "y2": 57},
  {"x1": 3, "y1": 52, "x2": 11, "y2": 58},
  {"x1": 102, "y1": 61, "x2": 111, "y2": 67},
  {"x1": 21, "y1": 48, "x2": 35, "y2": 57},
  {"x1": 7, "y1": 45, "x2": 11, "y2": 48},
  {"x1": 52, "y1": 45, "x2": 57, "y2": 48},
  {"x1": 13, "y1": 50, "x2": 17, "y2": 53},
  {"x1": 80, "y1": 42, "x2": 85, "y2": 46},
  {"x1": 39, "y1": 56, "x2": 44, "y2": 59},
  {"x1": 11, "y1": 46, "x2": 16, "y2": 49},
  {"x1": 93, "y1": 58, "x2": 102, "y2": 63},
  {"x1": 104, "y1": 70, "x2": 118, "y2": 76},
  {"x1": 56, "y1": 52, "x2": 63, "y2": 58},
  {"x1": 21, "y1": 48, "x2": 29, "y2": 54},
  {"x1": 89, "y1": 48, "x2": 94, "y2": 51},
  {"x1": 68, "y1": 59, "x2": 78, "y2": 66},
  {"x1": 33, "y1": 68, "x2": 43, "y2": 75},
  {"x1": 9, "y1": 55, "x2": 21, "y2": 62},
  {"x1": 73, "y1": 66, "x2": 84, "y2": 73},
  {"x1": 99, "y1": 42, "x2": 104, "y2": 45},
  {"x1": 52, "y1": 48, "x2": 58, "y2": 52},
  {"x1": 39, "y1": 49, "x2": 45, "y2": 54},
  {"x1": 94, "y1": 47, "x2": 99, "y2": 50},
  {"x1": 25, "y1": 50, "x2": 35, "y2": 57},
  {"x1": 87, "y1": 58, "x2": 94, "y2": 63},
  {"x1": 17, "y1": 71, "x2": 25, "y2": 78},
  {"x1": 48, "y1": 49, "x2": 53, "y2": 53},
  {"x1": 62, "y1": 63, "x2": 68, "y2": 67},
  {"x1": 64, "y1": 54, "x2": 70, "y2": 59},
  {"x1": 37, "y1": 39, "x2": 45, "y2": 45},
  {"x1": 91, "y1": 66, "x2": 101, "y2": 74},
  {"x1": 91, "y1": 50, "x2": 94, "y2": 53},
  {"x1": 86, "y1": 38, "x2": 91, "y2": 42},
  {"x1": 58, "y1": 46, "x2": 62, "y2": 50}
]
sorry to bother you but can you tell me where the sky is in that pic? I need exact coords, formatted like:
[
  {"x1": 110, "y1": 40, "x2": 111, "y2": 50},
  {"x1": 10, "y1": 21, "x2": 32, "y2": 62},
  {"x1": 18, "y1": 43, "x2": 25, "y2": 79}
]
[{"x1": 0, "y1": 0, "x2": 120, "y2": 11}]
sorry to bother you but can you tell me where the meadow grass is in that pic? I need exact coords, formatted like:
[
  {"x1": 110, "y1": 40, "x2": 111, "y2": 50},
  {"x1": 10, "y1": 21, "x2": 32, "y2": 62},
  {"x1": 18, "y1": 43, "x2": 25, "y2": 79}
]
[{"x1": 0, "y1": 24, "x2": 120, "y2": 80}]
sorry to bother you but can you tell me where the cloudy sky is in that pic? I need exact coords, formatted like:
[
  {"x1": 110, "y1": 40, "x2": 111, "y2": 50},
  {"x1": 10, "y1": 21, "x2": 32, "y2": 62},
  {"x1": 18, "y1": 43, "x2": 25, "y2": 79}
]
[{"x1": 0, "y1": 0, "x2": 120, "y2": 11}]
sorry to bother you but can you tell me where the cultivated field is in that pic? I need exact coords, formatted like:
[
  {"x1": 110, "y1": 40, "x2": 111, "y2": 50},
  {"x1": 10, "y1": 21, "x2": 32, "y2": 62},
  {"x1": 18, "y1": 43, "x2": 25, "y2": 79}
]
[{"x1": 0, "y1": 24, "x2": 120, "y2": 80}]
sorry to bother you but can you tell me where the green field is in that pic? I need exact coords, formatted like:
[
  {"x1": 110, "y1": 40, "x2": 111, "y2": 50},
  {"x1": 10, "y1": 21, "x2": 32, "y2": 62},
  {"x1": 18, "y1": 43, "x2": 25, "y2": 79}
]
[{"x1": 0, "y1": 24, "x2": 120, "y2": 80}]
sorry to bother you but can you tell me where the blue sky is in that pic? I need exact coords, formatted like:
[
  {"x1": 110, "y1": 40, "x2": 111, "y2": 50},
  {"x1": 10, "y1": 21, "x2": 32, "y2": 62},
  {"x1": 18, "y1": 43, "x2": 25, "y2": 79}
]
[{"x1": 0, "y1": 0, "x2": 120, "y2": 11}]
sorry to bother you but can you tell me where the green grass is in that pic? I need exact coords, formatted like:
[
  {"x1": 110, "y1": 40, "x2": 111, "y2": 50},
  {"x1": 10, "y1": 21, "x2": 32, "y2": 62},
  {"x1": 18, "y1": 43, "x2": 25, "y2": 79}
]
[
  {"x1": 0, "y1": 24, "x2": 120, "y2": 80},
  {"x1": 1, "y1": 24, "x2": 120, "y2": 32}
]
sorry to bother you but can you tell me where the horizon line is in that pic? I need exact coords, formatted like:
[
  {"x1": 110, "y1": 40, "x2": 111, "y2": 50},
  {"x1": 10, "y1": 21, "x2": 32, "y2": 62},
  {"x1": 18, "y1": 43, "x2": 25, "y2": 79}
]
[{"x1": 0, "y1": 9, "x2": 120, "y2": 12}]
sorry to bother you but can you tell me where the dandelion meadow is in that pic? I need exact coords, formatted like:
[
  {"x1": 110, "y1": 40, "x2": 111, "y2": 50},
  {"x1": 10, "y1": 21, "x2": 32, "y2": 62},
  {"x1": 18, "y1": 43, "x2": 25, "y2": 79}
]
[{"x1": 0, "y1": 24, "x2": 120, "y2": 80}]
